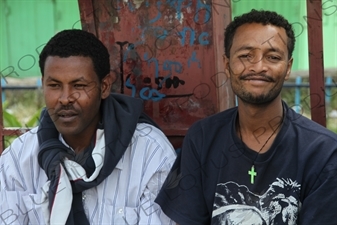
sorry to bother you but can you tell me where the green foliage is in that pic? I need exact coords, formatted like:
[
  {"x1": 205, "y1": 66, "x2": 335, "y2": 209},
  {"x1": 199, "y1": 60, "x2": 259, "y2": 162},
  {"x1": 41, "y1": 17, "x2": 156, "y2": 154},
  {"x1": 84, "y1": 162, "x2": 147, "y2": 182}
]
[
  {"x1": 327, "y1": 118, "x2": 337, "y2": 134},
  {"x1": 3, "y1": 109, "x2": 21, "y2": 127},
  {"x1": 3, "y1": 101, "x2": 43, "y2": 128},
  {"x1": 2, "y1": 107, "x2": 43, "y2": 149},
  {"x1": 25, "y1": 107, "x2": 44, "y2": 127}
]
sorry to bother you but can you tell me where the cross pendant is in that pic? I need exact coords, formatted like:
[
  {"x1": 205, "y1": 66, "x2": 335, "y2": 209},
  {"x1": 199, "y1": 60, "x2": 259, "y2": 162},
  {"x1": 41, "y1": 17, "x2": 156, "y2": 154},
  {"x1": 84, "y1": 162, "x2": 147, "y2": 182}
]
[{"x1": 248, "y1": 165, "x2": 257, "y2": 184}]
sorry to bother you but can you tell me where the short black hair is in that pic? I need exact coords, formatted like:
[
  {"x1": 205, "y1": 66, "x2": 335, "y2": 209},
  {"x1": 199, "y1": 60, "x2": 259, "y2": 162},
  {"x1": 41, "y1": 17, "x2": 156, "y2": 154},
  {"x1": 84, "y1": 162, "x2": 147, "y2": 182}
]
[
  {"x1": 39, "y1": 29, "x2": 110, "y2": 81},
  {"x1": 224, "y1": 9, "x2": 295, "y2": 59}
]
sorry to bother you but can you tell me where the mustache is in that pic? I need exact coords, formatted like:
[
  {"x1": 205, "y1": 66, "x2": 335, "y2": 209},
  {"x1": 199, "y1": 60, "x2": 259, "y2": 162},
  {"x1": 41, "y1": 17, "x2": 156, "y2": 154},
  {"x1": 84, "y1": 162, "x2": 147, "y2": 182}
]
[
  {"x1": 54, "y1": 105, "x2": 77, "y2": 113},
  {"x1": 239, "y1": 73, "x2": 275, "y2": 82}
]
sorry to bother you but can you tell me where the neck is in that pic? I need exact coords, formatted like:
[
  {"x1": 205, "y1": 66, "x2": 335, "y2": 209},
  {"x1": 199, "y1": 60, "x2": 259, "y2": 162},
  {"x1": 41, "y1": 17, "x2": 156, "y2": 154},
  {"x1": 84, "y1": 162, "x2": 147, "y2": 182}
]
[
  {"x1": 63, "y1": 135, "x2": 92, "y2": 154},
  {"x1": 63, "y1": 127, "x2": 98, "y2": 154},
  {"x1": 237, "y1": 97, "x2": 284, "y2": 153}
]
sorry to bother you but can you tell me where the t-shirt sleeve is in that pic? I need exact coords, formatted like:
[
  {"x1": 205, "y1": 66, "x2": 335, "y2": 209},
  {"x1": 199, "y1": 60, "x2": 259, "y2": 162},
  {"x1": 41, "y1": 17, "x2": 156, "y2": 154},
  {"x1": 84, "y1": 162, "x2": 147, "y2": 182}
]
[
  {"x1": 155, "y1": 127, "x2": 210, "y2": 225},
  {"x1": 299, "y1": 150, "x2": 337, "y2": 224}
]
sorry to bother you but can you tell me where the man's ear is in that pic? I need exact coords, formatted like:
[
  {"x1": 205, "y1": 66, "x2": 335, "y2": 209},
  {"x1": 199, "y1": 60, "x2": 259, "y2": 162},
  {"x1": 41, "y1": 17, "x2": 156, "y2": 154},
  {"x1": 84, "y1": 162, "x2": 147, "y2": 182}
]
[
  {"x1": 223, "y1": 55, "x2": 230, "y2": 79},
  {"x1": 41, "y1": 77, "x2": 45, "y2": 93},
  {"x1": 101, "y1": 73, "x2": 113, "y2": 99},
  {"x1": 284, "y1": 57, "x2": 293, "y2": 81}
]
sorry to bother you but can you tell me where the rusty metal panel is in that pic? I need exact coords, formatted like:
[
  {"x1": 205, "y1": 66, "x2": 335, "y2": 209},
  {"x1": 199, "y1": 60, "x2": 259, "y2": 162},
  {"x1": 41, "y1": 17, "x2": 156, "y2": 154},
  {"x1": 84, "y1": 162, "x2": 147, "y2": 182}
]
[
  {"x1": 78, "y1": 0, "x2": 234, "y2": 147},
  {"x1": 306, "y1": 0, "x2": 326, "y2": 127}
]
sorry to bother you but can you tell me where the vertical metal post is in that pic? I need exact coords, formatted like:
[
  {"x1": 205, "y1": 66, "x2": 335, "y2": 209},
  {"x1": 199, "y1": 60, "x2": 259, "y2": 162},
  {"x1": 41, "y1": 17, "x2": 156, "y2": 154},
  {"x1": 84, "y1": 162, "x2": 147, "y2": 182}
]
[
  {"x1": 306, "y1": 0, "x2": 326, "y2": 127},
  {"x1": 325, "y1": 76, "x2": 332, "y2": 104},
  {"x1": 212, "y1": 0, "x2": 235, "y2": 111},
  {"x1": 77, "y1": 0, "x2": 97, "y2": 35},
  {"x1": 295, "y1": 76, "x2": 302, "y2": 113}
]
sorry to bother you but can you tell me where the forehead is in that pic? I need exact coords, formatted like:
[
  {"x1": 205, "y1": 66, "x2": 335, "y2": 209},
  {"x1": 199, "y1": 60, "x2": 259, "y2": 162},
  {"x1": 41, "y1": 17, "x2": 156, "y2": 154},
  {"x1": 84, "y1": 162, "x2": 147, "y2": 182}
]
[
  {"x1": 44, "y1": 56, "x2": 97, "y2": 80},
  {"x1": 231, "y1": 23, "x2": 288, "y2": 54}
]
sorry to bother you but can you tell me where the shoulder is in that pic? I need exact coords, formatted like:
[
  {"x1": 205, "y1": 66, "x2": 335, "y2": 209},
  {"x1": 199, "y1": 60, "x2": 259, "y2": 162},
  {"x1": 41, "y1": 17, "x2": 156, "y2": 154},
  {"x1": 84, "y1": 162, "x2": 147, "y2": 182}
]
[
  {"x1": 0, "y1": 127, "x2": 44, "y2": 191},
  {"x1": 1, "y1": 127, "x2": 39, "y2": 158},
  {"x1": 130, "y1": 123, "x2": 177, "y2": 166},
  {"x1": 283, "y1": 105, "x2": 337, "y2": 166},
  {"x1": 134, "y1": 123, "x2": 175, "y2": 149},
  {"x1": 286, "y1": 106, "x2": 337, "y2": 143},
  {"x1": 185, "y1": 107, "x2": 237, "y2": 139}
]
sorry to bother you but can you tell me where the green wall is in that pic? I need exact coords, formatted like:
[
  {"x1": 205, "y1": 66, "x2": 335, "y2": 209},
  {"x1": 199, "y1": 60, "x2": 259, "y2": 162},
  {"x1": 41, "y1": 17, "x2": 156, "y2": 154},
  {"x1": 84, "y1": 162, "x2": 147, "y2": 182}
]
[{"x1": 0, "y1": 0, "x2": 81, "y2": 79}]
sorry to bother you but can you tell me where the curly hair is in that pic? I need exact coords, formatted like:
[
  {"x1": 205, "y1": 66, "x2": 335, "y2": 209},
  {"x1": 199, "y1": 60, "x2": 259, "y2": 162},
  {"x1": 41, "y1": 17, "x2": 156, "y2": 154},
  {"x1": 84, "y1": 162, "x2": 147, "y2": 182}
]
[
  {"x1": 39, "y1": 29, "x2": 110, "y2": 81},
  {"x1": 224, "y1": 9, "x2": 295, "y2": 59}
]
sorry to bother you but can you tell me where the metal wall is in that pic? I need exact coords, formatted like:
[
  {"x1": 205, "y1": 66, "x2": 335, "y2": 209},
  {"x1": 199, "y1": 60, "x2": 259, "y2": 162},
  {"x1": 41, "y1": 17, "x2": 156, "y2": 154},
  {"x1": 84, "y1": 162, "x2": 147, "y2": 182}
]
[{"x1": 78, "y1": 0, "x2": 235, "y2": 147}]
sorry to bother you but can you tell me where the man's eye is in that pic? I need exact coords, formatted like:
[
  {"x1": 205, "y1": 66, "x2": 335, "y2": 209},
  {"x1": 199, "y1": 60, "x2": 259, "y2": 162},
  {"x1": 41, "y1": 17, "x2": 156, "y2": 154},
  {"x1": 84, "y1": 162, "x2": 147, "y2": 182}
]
[
  {"x1": 267, "y1": 55, "x2": 281, "y2": 62},
  {"x1": 48, "y1": 84, "x2": 60, "y2": 88},
  {"x1": 238, "y1": 54, "x2": 254, "y2": 61},
  {"x1": 74, "y1": 84, "x2": 86, "y2": 88}
]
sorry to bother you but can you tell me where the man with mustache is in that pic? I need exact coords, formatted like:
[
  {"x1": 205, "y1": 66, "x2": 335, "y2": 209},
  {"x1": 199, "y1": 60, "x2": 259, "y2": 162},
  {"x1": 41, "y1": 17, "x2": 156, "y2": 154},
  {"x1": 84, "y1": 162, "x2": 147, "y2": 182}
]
[
  {"x1": 0, "y1": 29, "x2": 176, "y2": 225},
  {"x1": 155, "y1": 9, "x2": 337, "y2": 224}
]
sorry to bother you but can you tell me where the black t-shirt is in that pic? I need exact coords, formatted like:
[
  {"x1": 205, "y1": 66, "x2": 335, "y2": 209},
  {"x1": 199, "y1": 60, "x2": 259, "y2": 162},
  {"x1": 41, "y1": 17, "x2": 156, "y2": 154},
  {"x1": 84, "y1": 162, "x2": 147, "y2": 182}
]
[{"x1": 155, "y1": 103, "x2": 337, "y2": 225}]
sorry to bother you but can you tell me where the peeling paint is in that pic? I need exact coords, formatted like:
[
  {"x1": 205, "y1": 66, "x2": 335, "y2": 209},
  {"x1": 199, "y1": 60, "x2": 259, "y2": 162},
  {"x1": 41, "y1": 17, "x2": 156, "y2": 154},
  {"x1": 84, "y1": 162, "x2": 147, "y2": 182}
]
[
  {"x1": 130, "y1": 0, "x2": 145, "y2": 9},
  {"x1": 175, "y1": 11, "x2": 184, "y2": 24}
]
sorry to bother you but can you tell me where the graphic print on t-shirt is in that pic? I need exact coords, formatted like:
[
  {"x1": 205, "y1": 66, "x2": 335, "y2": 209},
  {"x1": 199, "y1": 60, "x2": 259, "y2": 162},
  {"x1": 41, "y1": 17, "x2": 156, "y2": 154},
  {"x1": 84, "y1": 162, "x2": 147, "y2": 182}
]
[{"x1": 212, "y1": 178, "x2": 301, "y2": 224}]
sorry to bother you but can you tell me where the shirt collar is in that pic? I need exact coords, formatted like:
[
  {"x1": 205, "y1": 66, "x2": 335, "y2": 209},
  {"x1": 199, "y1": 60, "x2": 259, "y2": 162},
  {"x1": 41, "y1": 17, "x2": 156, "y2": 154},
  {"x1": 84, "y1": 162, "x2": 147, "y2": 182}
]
[{"x1": 59, "y1": 131, "x2": 124, "y2": 170}]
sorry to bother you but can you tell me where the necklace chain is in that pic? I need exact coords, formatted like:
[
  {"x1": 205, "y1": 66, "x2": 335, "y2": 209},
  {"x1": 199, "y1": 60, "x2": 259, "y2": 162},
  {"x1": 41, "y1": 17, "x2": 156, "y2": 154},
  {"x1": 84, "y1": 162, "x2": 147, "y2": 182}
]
[
  {"x1": 237, "y1": 109, "x2": 285, "y2": 184},
  {"x1": 238, "y1": 120, "x2": 282, "y2": 157}
]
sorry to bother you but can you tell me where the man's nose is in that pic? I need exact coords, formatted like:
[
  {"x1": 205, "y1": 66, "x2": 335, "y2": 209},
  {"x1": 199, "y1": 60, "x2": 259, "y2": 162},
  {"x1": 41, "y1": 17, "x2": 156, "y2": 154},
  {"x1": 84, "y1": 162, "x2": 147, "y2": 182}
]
[
  {"x1": 247, "y1": 55, "x2": 268, "y2": 74},
  {"x1": 58, "y1": 87, "x2": 79, "y2": 105}
]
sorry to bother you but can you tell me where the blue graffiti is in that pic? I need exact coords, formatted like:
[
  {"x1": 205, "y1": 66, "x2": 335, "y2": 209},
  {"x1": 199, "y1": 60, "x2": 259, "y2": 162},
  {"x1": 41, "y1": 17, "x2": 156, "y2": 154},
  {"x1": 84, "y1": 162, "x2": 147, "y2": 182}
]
[
  {"x1": 199, "y1": 32, "x2": 209, "y2": 45},
  {"x1": 125, "y1": 75, "x2": 136, "y2": 97},
  {"x1": 126, "y1": 74, "x2": 167, "y2": 102},
  {"x1": 126, "y1": 0, "x2": 136, "y2": 12},
  {"x1": 159, "y1": 61, "x2": 183, "y2": 88},
  {"x1": 149, "y1": 1, "x2": 162, "y2": 24},
  {"x1": 143, "y1": 24, "x2": 209, "y2": 47},
  {"x1": 140, "y1": 87, "x2": 166, "y2": 101},
  {"x1": 187, "y1": 51, "x2": 201, "y2": 68},
  {"x1": 113, "y1": 0, "x2": 212, "y2": 24},
  {"x1": 163, "y1": 61, "x2": 183, "y2": 73},
  {"x1": 195, "y1": 0, "x2": 212, "y2": 24},
  {"x1": 178, "y1": 27, "x2": 210, "y2": 46},
  {"x1": 124, "y1": 43, "x2": 137, "y2": 61},
  {"x1": 179, "y1": 27, "x2": 196, "y2": 46},
  {"x1": 166, "y1": 0, "x2": 193, "y2": 21},
  {"x1": 146, "y1": 57, "x2": 159, "y2": 80}
]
